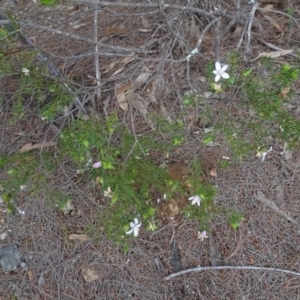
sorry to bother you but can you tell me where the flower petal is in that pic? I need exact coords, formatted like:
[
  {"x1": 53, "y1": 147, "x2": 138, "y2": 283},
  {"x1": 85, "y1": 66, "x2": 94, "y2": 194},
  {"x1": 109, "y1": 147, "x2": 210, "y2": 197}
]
[
  {"x1": 215, "y1": 74, "x2": 221, "y2": 82},
  {"x1": 221, "y1": 72, "x2": 230, "y2": 79},
  {"x1": 133, "y1": 227, "x2": 139, "y2": 237},
  {"x1": 220, "y1": 64, "x2": 229, "y2": 72},
  {"x1": 215, "y1": 62, "x2": 221, "y2": 71},
  {"x1": 134, "y1": 218, "x2": 139, "y2": 225},
  {"x1": 126, "y1": 228, "x2": 133, "y2": 235},
  {"x1": 93, "y1": 161, "x2": 101, "y2": 168}
]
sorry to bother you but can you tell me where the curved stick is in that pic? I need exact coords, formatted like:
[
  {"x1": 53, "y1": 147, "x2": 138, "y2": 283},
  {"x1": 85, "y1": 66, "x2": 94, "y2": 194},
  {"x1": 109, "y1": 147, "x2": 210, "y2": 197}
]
[{"x1": 165, "y1": 265, "x2": 300, "y2": 280}]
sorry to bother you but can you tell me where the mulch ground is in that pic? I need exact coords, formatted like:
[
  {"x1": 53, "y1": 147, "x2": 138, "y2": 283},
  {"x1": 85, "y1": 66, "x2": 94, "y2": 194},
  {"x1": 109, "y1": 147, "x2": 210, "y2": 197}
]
[{"x1": 1, "y1": 0, "x2": 300, "y2": 299}]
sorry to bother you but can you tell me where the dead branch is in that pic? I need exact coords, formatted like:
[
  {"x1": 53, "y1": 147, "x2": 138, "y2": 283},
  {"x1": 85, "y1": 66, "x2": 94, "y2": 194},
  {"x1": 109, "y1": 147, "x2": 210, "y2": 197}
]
[{"x1": 165, "y1": 265, "x2": 300, "y2": 280}]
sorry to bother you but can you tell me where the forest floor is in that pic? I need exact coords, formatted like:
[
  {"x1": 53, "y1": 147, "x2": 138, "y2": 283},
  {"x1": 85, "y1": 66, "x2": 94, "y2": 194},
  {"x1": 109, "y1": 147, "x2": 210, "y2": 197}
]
[{"x1": 1, "y1": 0, "x2": 300, "y2": 299}]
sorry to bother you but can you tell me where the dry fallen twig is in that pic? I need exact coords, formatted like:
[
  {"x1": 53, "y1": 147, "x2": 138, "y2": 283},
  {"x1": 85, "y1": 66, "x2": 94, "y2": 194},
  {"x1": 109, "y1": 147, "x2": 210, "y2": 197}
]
[
  {"x1": 165, "y1": 265, "x2": 300, "y2": 280},
  {"x1": 245, "y1": 2, "x2": 258, "y2": 53},
  {"x1": 19, "y1": 142, "x2": 56, "y2": 153},
  {"x1": 94, "y1": 5, "x2": 101, "y2": 107},
  {"x1": 254, "y1": 191, "x2": 299, "y2": 226}
]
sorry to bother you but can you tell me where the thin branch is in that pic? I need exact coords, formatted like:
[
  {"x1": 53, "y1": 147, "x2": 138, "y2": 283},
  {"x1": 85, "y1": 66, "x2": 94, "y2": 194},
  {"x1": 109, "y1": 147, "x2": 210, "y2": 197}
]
[
  {"x1": 186, "y1": 18, "x2": 219, "y2": 61},
  {"x1": 20, "y1": 21, "x2": 156, "y2": 55},
  {"x1": 214, "y1": 18, "x2": 221, "y2": 62},
  {"x1": 94, "y1": 7, "x2": 101, "y2": 107},
  {"x1": 165, "y1": 265, "x2": 300, "y2": 280},
  {"x1": 257, "y1": 7, "x2": 300, "y2": 30},
  {"x1": 254, "y1": 191, "x2": 299, "y2": 225},
  {"x1": 245, "y1": 2, "x2": 258, "y2": 53},
  {"x1": 71, "y1": 1, "x2": 217, "y2": 18}
]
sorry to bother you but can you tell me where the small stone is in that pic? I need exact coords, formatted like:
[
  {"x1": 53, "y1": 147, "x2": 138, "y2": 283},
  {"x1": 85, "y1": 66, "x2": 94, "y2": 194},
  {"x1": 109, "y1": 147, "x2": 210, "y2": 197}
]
[
  {"x1": 0, "y1": 244, "x2": 22, "y2": 271},
  {"x1": 203, "y1": 91, "x2": 213, "y2": 98},
  {"x1": 0, "y1": 232, "x2": 7, "y2": 240}
]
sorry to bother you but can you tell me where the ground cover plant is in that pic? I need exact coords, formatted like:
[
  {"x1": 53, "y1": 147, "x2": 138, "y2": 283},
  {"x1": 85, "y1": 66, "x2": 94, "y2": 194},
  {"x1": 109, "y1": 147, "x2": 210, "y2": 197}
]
[{"x1": 1, "y1": 0, "x2": 300, "y2": 299}]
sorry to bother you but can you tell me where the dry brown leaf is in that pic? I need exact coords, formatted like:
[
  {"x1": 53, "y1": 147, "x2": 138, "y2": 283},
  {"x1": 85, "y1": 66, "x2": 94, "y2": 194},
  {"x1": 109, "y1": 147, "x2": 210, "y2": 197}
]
[
  {"x1": 116, "y1": 82, "x2": 134, "y2": 111},
  {"x1": 116, "y1": 82, "x2": 134, "y2": 95},
  {"x1": 102, "y1": 27, "x2": 127, "y2": 36},
  {"x1": 134, "y1": 72, "x2": 152, "y2": 86},
  {"x1": 111, "y1": 53, "x2": 135, "y2": 78},
  {"x1": 250, "y1": 49, "x2": 293, "y2": 62},
  {"x1": 117, "y1": 92, "x2": 128, "y2": 111},
  {"x1": 101, "y1": 61, "x2": 118, "y2": 73},
  {"x1": 20, "y1": 142, "x2": 56, "y2": 153},
  {"x1": 160, "y1": 101, "x2": 173, "y2": 124},
  {"x1": 68, "y1": 233, "x2": 89, "y2": 241},
  {"x1": 68, "y1": 234, "x2": 91, "y2": 242},
  {"x1": 131, "y1": 97, "x2": 147, "y2": 118},
  {"x1": 247, "y1": 255, "x2": 255, "y2": 265},
  {"x1": 81, "y1": 267, "x2": 99, "y2": 282},
  {"x1": 189, "y1": 15, "x2": 200, "y2": 40},
  {"x1": 27, "y1": 269, "x2": 34, "y2": 281},
  {"x1": 279, "y1": 86, "x2": 290, "y2": 99},
  {"x1": 149, "y1": 78, "x2": 160, "y2": 104},
  {"x1": 262, "y1": 4, "x2": 274, "y2": 10},
  {"x1": 116, "y1": 68, "x2": 151, "y2": 112},
  {"x1": 209, "y1": 168, "x2": 217, "y2": 177},
  {"x1": 121, "y1": 53, "x2": 135, "y2": 64},
  {"x1": 263, "y1": 15, "x2": 283, "y2": 32}
]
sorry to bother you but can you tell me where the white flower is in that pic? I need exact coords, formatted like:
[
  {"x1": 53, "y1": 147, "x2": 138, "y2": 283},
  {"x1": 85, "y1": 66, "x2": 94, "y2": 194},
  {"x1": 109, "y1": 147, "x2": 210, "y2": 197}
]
[
  {"x1": 213, "y1": 62, "x2": 229, "y2": 82},
  {"x1": 188, "y1": 195, "x2": 201, "y2": 206},
  {"x1": 104, "y1": 186, "x2": 112, "y2": 198},
  {"x1": 21, "y1": 67, "x2": 30, "y2": 76},
  {"x1": 256, "y1": 146, "x2": 272, "y2": 162},
  {"x1": 85, "y1": 158, "x2": 92, "y2": 167},
  {"x1": 20, "y1": 185, "x2": 27, "y2": 191},
  {"x1": 198, "y1": 230, "x2": 208, "y2": 241},
  {"x1": 126, "y1": 218, "x2": 141, "y2": 237},
  {"x1": 17, "y1": 209, "x2": 25, "y2": 215}
]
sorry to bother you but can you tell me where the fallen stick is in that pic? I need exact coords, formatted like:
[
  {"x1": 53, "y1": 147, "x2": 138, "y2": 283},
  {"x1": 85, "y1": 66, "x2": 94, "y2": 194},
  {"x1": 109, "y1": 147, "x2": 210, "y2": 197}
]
[
  {"x1": 254, "y1": 191, "x2": 299, "y2": 226},
  {"x1": 165, "y1": 265, "x2": 300, "y2": 280},
  {"x1": 19, "y1": 142, "x2": 56, "y2": 153}
]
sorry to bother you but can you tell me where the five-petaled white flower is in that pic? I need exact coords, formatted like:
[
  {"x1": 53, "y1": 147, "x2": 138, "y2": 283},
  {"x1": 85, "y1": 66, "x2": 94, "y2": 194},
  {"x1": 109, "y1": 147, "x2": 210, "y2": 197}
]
[
  {"x1": 21, "y1": 67, "x2": 30, "y2": 76},
  {"x1": 126, "y1": 218, "x2": 141, "y2": 237},
  {"x1": 198, "y1": 230, "x2": 208, "y2": 241},
  {"x1": 93, "y1": 161, "x2": 101, "y2": 168},
  {"x1": 188, "y1": 195, "x2": 201, "y2": 206},
  {"x1": 213, "y1": 62, "x2": 229, "y2": 82}
]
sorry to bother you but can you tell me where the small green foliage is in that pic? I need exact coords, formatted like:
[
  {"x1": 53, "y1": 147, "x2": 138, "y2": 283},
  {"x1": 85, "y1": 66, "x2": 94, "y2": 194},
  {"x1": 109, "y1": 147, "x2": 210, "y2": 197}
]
[
  {"x1": 208, "y1": 59, "x2": 300, "y2": 160},
  {"x1": 182, "y1": 160, "x2": 216, "y2": 228},
  {"x1": 219, "y1": 159, "x2": 230, "y2": 170},
  {"x1": 242, "y1": 69, "x2": 252, "y2": 77},
  {"x1": 228, "y1": 212, "x2": 244, "y2": 230},
  {"x1": 39, "y1": 0, "x2": 60, "y2": 5},
  {"x1": 183, "y1": 93, "x2": 196, "y2": 106}
]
